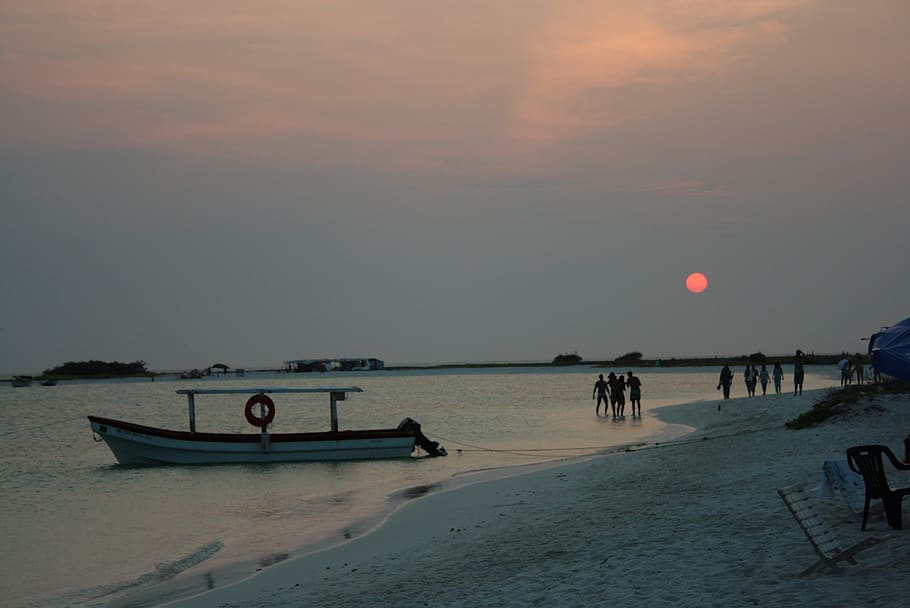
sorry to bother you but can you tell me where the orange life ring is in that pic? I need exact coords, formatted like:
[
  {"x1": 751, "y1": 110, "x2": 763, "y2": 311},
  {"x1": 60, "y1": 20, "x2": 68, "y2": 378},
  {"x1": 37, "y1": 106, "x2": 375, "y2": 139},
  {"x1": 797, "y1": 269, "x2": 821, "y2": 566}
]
[{"x1": 244, "y1": 394, "x2": 275, "y2": 427}]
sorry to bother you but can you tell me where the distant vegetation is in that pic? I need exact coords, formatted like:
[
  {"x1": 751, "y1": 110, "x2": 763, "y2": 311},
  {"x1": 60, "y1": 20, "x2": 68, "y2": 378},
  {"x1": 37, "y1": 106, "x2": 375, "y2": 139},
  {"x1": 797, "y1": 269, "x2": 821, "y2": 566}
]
[
  {"x1": 786, "y1": 380, "x2": 910, "y2": 429},
  {"x1": 43, "y1": 360, "x2": 151, "y2": 378},
  {"x1": 552, "y1": 352, "x2": 583, "y2": 366},
  {"x1": 385, "y1": 351, "x2": 851, "y2": 372},
  {"x1": 596, "y1": 352, "x2": 845, "y2": 369}
]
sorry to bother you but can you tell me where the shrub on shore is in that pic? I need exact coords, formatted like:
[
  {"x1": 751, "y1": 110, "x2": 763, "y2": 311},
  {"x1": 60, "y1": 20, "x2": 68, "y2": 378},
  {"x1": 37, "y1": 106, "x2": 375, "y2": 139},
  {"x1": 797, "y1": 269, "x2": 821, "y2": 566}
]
[
  {"x1": 786, "y1": 380, "x2": 910, "y2": 429},
  {"x1": 552, "y1": 352, "x2": 583, "y2": 366}
]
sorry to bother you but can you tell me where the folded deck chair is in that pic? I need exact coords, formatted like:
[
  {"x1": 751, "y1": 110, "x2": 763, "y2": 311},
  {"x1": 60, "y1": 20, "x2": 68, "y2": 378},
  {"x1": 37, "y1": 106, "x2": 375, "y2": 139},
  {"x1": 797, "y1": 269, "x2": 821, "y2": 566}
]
[{"x1": 778, "y1": 483, "x2": 888, "y2": 576}]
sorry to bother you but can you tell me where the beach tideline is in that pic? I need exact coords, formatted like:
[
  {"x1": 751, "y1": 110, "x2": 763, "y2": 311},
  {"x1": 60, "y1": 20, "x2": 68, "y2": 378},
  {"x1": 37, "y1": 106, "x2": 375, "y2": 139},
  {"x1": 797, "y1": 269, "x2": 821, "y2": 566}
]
[{"x1": 164, "y1": 389, "x2": 910, "y2": 608}]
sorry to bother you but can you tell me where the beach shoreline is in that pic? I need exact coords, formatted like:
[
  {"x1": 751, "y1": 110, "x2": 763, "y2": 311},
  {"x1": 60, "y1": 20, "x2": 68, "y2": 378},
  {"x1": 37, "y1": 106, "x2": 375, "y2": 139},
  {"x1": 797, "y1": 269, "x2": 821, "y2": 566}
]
[
  {"x1": 152, "y1": 384, "x2": 910, "y2": 607},
  {"x1": 155, "y1": 391, "x2": 910, "y2": 608},
  {"x1": 117, "y1": 408, "x2": 695, "y2": 608}
]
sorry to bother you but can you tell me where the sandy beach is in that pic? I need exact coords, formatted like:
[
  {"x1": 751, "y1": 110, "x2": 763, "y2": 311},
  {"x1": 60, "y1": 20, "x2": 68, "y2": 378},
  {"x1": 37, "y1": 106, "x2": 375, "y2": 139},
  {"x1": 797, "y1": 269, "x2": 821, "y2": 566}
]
[{"x1": 165, "y1": 387, "x2": 910, "y2": 607}]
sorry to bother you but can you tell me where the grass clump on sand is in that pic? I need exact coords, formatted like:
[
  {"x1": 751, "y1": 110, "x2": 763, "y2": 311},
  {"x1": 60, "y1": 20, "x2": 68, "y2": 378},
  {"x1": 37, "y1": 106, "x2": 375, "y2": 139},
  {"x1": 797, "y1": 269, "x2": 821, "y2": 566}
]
[{"x1": 786, "y1": 380, "x2": 910, "y2": 430}]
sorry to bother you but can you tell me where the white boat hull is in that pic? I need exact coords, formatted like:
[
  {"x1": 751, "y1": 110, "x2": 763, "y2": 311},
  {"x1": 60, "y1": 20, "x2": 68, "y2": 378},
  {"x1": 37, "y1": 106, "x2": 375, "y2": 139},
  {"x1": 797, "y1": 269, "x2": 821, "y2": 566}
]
[{"x1": 89, "y1": 417, "x2": 418, "y2": 465}]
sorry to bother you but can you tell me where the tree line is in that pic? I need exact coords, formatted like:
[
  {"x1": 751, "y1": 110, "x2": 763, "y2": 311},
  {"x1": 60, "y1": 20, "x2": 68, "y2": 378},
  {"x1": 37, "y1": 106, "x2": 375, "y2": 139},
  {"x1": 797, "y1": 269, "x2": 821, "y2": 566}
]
[{"x1": 43, "y1": 360, "x2": 150, "y2": 377}]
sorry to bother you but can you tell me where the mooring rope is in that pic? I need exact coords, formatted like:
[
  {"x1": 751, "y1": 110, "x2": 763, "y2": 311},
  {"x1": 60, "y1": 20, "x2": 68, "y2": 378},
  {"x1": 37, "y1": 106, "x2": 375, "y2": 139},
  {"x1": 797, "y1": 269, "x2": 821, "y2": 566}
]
[
  {"x1": 426, "y1": 431, "x2": 654, "y2": 459},
  {"x1": 426, "y1": 423, "x2": 779, "y2": 460}
]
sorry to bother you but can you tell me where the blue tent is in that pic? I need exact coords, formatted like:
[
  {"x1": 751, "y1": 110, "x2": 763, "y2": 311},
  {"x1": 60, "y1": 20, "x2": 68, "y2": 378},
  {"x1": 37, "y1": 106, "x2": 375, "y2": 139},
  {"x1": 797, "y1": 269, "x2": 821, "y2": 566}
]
[{"x1": 870, "y1": 316, "x2": 910, "y2": 382}]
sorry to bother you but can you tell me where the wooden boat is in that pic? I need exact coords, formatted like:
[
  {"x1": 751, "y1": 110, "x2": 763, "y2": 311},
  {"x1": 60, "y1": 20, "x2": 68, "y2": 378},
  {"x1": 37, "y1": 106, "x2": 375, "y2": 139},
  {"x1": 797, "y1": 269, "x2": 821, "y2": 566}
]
[{"x1": 88, "y1": 387, "x2": 446, "y2": 465}]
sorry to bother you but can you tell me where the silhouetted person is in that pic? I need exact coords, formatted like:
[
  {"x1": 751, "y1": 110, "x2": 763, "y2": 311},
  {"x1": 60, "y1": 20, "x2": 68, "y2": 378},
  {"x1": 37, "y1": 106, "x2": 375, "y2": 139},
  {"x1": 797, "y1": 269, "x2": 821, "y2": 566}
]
[
  {"x1": 869, "y1": 332, "x2": 883, "y2": 383},
  {"x1": 607, "y1": 372, "x2": 619, "y2": 417},
  {"x1": 615, "y1": 374, "x2": 627, "y2": 416},
  {"x1": 593, "y1": 374, "x2": 610, "y2": 416},
  {"x1": 759, "y1": 364, "x2": 770, "y2": 395},
  {"x1": 627, "y1": 371, "x2": 642, "y2": 416},
  {"x1": 772, "y1": 363, "x2": 784, "y2": 394},
  {"x1": 852, "y1": 353, "x2": 865, "y2": 385},
  {"x1": 744, "y1": 364, "x2": 757, "y2": 397},
  {"x1": 794, "y1": 350, "x2": 805, "y2": 395},
  {"x1": 838, "y1": 354, "x2": 850, "y2": 387},
  {"x1": 718, "y1": 364, "x2": 734, "y2": 399}
]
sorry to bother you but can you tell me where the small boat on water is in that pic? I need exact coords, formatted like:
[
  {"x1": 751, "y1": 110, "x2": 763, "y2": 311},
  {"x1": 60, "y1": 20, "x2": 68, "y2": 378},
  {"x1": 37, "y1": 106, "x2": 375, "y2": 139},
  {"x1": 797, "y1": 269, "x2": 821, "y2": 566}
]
[
  {"x1": 11, "y1": 375, "x2": 33, "y2": 387},
  {"x1": 88, "y1": 386, "x2": 447, "y2": 465},
  {"x1": 41, "y1": 378, "x2": 58, "y2": 386}
]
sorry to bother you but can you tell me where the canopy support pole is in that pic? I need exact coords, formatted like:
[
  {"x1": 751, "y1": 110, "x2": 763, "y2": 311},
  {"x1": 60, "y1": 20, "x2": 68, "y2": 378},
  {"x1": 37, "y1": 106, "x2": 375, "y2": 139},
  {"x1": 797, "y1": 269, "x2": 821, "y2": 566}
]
[
  {"x1": 330, "y1": 391, "x2": 345, "y2": 432},
  {"x1": 187, "y1": 393, "x2": 196, "y2": 433}
]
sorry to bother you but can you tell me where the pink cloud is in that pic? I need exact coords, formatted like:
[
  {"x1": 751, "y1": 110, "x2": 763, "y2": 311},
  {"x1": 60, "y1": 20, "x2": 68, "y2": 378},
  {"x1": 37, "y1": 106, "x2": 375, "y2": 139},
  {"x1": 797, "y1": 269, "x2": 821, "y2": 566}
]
[
  {"x1": 509, "y1": 1, "x2": 810, "y2": 142},
  {"x1": 0, "y1": 0, "x2": 815, "y2": 172}
]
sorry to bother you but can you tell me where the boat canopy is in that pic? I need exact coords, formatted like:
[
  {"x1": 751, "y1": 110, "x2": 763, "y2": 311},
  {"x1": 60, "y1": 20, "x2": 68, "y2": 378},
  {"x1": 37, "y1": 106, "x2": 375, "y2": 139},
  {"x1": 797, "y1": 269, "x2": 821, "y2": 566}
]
[
  {"x1": 176, "y1": 387, "x2": 363, "y2": 395},
  {"x1": 175, "y1": 386, "x2": 364, "y2": 433},
  {"x1": 870, "y1": 317, "x2": 910, "y2": 383}
]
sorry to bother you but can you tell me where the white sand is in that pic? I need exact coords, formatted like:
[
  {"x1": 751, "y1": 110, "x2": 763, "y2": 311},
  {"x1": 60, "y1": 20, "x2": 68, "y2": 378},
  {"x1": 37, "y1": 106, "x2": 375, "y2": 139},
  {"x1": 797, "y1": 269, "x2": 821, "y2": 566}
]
[{"x1": 165, "y1": 388, "x2": 910, "y2": 607}]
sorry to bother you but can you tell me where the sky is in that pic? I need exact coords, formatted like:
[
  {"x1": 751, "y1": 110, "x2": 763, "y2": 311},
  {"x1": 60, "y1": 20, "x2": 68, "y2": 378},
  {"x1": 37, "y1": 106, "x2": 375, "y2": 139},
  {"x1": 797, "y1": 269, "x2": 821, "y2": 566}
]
[{"x1": 2, "y1": 1, "x2": 909, "y2": 373}]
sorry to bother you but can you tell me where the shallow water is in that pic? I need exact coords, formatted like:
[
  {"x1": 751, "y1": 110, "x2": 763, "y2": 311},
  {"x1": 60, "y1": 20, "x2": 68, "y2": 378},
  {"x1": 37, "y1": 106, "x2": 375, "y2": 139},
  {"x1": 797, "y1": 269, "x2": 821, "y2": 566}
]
[{"x1": 0, "y1": 365, "x2": 837, "y2": 607}]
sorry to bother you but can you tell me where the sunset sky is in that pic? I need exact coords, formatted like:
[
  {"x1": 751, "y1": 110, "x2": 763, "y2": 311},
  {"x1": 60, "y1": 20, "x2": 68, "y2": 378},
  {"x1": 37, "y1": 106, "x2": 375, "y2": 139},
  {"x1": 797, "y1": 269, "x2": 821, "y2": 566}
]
[{"x1": 2, "y1": 1, "x2": 909, "y2": 372}]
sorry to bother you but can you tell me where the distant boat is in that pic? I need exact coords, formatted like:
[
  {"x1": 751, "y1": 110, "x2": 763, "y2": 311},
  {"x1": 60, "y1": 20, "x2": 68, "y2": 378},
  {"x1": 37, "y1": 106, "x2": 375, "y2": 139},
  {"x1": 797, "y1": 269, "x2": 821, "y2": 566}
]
[
  {"x1": 11, "y1": 376, "x2": 33, "y2": 387},
  {"x1": 41, "y1": 379, "x2": 58, "y2": 386},
  {"x1": 88, "y1": 386, "x2": 447, "y2": 465}
]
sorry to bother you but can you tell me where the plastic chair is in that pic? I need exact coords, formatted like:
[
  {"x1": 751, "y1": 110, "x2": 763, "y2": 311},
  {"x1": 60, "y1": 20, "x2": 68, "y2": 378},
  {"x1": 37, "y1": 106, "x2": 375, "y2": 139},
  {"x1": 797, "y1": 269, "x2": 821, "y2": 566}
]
[{"x1": 845, "y1": 444, "x2": 910, "y2": 530}]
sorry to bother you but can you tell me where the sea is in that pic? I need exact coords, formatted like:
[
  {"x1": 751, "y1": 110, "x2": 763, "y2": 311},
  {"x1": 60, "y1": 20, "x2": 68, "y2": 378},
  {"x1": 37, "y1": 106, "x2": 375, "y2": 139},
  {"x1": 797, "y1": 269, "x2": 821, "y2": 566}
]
[{"x1": 0, "y1": 365, "x2": 839, "y2": 608}]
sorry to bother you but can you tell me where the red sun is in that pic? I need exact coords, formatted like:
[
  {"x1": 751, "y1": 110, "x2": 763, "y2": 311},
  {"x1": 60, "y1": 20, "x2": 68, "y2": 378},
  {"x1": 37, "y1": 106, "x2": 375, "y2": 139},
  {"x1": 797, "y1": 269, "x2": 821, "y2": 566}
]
[{"x1": 686, "y1": 272, "x2": 708, "y2": 293}]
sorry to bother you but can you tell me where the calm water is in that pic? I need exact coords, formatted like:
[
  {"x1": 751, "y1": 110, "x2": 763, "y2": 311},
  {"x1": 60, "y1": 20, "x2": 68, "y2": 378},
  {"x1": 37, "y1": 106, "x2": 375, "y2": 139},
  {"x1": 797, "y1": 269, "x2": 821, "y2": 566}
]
[{"x1": 0, "y1": 366, "x2": 837, "y2": 607}]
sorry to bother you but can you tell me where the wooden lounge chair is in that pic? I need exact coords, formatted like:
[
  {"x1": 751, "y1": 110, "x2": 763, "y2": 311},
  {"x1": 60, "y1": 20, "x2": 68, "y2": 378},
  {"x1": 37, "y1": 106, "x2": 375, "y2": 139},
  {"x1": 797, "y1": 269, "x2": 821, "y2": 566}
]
[
  {"x1": 777, "y1": 483, "x2": 888, "y2": 576},
  {"x1": 846, "y1": 444, "x2": 910, "y2": 531}
]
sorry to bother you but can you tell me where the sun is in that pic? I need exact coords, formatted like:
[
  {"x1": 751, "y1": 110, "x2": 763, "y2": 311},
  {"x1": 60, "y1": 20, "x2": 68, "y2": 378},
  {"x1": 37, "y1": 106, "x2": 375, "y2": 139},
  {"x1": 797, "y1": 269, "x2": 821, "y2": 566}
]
[{"x1": 686, "y1": 272, "x2": 708, "y2": 293}]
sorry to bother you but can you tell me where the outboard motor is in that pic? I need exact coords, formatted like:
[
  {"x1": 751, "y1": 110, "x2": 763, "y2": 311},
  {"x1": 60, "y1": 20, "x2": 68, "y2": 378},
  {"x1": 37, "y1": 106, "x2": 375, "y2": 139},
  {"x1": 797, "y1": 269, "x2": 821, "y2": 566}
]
[
  {"x1": 397, "y1": 417, "x2": 421, "y2": 433},
  {"x1": 398, "y1": 418, "x2": 447, "y2": 457}
]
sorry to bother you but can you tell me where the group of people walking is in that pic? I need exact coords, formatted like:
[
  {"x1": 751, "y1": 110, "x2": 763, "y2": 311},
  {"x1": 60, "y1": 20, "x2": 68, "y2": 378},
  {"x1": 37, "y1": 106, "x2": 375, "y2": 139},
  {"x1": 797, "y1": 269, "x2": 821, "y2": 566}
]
[
  {"x1": 592, "y1": 371, "x2": 642, "y2": 418},
  {"x1": 591, "y1": 347, "x2": 879, "y2": 415},
  {"x1": 717, "y1": 350, "x2": 805, "y2": 399},
  {"x1": 740, "y1": 363, "x2": 782, "y2": 396}
]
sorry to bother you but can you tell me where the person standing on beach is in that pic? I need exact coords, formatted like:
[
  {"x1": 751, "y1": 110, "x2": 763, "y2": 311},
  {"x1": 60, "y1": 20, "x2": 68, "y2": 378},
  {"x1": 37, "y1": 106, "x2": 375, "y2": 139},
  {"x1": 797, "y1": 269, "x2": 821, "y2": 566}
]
[
  {"x1": 838, "y1": 354, "x2": 851, "y2": 386},
  {"x1": 868, "y1": 332, "x2": 883, "y2": 384},
  {"x1": 592, "y1": 374, "x2": 610, "y2": 416},
  {"x1": 718, "y1": 364, "x2": 734, "y2": 399},
  {"x1": 852, "y1": 353, "x2": 865, "y2": 385},
  {"x1": 604, "y1": 372, "x2": 616, "y2": 418},
  {"x1": 794, "y1": 350, "x2": 805, "y2": 395},
  {"x1": 627, "y1": 372, "x2": 642, "y2": 416},
  {"x1": 759, "y1": 364, "x2": 770, "y2": 396},
  {"x1": 772, "y1": 363, "x2": 784, "y2": 394},
  {"x1": 614, "y1": 374, "x2": 627, "y2": 416},
  {"x1": 744, "y1": 364, "x2": 757, "y2": 397}
]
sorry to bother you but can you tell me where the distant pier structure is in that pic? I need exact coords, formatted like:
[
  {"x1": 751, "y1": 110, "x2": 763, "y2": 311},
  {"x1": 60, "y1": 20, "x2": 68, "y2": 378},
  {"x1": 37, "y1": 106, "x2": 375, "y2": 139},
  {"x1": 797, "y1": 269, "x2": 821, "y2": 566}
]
[{"x1": 285, "y1": 358, "x2": 385, "y2": 373}]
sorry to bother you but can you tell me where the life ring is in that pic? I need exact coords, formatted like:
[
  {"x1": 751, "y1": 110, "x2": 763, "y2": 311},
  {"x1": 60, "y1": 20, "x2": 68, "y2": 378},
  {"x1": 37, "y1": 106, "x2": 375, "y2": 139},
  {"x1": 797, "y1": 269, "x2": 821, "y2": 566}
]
[{"x1": 244, "y1": 394, "x2": 275, "y2": 428}]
